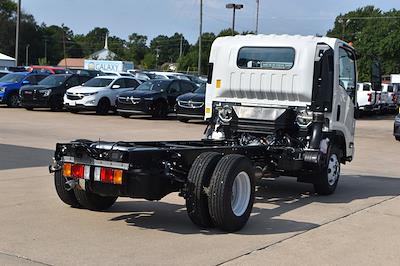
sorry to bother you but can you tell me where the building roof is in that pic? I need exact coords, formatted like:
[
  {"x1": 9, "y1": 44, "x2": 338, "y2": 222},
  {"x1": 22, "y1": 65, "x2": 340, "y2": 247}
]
[
  {"x1": 58, "y1": 58, "x2": 85, "y2": 68},
  {"x1": 87, "y1": 34, "x2": 117, "y2": 60},
  {"x1": 0, "y1": 52, "x2": 16, "y2": 61}
]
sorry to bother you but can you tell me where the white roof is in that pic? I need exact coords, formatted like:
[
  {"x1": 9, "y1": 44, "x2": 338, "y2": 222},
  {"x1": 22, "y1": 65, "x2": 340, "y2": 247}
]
[
  {"x1": 212, "y1": 34, "x2": 345, "y2": 51},
  {"x1": 0, "y1": 53, "x2": 15, "y2": 61}
]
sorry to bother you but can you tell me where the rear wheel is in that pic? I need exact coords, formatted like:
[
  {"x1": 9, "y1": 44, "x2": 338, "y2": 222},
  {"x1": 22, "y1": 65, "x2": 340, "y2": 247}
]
[
  {"x1": 74, "y1": 189, "x2": 117, "y2": 211},
  {"x1": 6, "y1": 93, "x2": 19, "y2": 108},
  {"x1": 185, "y1": 152, "x2": 222, "y2": 228},
  {"x1": 313, "y1": 146, "x2": 341, "y2": 195},
  {"x1": 96, "y1": 98, "x2": 110, "y2": 115},
  {"x1": 208, "y1": 154, "x2": 255, "y2": 232},
  {"x1": 54, "y1": 171, "x2": 80, "y2": 207}
]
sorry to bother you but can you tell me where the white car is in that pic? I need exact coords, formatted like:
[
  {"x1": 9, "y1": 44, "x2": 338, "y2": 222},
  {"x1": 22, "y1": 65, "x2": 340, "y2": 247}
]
[
  {"x1": 381, "y1": 83, "x2": 397, "y2": 112},
  {"x1": 64, "y1": 76, "x2": 141, "y2": 114},
  {"x1": 356, "y1": 82, "x2": 378, "y2": 115},
  {"x1": 150, "y1": 71, "x2": 191, "y2": 81}
]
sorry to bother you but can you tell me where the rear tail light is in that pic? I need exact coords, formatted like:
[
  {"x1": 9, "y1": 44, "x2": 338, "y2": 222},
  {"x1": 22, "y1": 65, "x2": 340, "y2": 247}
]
[
  {"x1": 63, "y1": 163, "x2": 89, "y2": 179},
  {"x1": 367, "y1": 93, "x2": 372, "y2": 102},
  {"x1": 63, "y1": 163, "x2": 124, "y2": 184},
  {"x1": 95, "y1": 167, "x2": 124, "y2": 185}
]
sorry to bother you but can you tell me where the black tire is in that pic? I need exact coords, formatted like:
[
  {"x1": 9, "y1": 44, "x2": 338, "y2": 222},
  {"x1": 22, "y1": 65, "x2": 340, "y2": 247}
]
[
  {"x1": 208, "y1": 154, "x2": 255, "y2": 232},
  {"x1": 96, "y1": 98, "x2": 110, "y2": 115},
  {"x1": 120, "y1": 112, "x2": 131, "y2": 118},
  {"x1": 6, "y1": 93, "x2": 20, "y2": 108},
  {"x1": 73, "y1": 189, "x2": 117, "y2": 211},
  {"x1": 49, "y1": 97, "x2": 63, "y2": 111},
  {"x1": 185, "y1": 152, "x2": 222, "y2": 228},
  {"x1": 178, "y1": 117, "x2": 189, "y2": 123},
  {"x1": 54, "y1": 171, "x2": 80, "y2": 207},
  {"x1": 313, "y1": 146, "x2": 342, "y2": 195},
  {"x1": 152, "y1": 101, "x2": 168, "y2": 118}
]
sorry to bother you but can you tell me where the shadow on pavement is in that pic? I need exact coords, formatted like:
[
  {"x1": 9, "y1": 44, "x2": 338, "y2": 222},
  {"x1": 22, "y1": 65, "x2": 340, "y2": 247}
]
[
  {"x1": 0, "y1": 144, "x2": 52, "y2": 171},
  {"x1": 108, "y1": 174, "x2": 400, "y2": 235}
]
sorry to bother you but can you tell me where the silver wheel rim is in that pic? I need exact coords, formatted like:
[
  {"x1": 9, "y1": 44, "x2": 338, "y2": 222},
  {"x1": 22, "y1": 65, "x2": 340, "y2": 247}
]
[
  {"x1": 327, "y1": 154, "x2": 340, "y2": 186},
  {"x1": 231, "y1": 171, "x2": 251, "y2": 217}
]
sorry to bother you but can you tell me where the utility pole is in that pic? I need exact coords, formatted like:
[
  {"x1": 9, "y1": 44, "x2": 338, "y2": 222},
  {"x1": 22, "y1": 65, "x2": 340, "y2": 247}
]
[
  {"x1": 179, "y1": 35, "x2": 183, "y2": 59},
  {"x1": 155, "y1": 48, "x2": 160, "y2": 70},
  {"x1": 226, "y1": 3, "x2": 244, "y2": 35},
  {"x1": 62, "y1": 28, "x2": 67, "y2": 68},
  {"x1": 255, "y1": 0, "x2": 260, "y2": 34},
  {"x1": 25, "y1": 44, "x2": 30, "y2": 66},
  {"x1": 15, "y1": 0, "x2": 21, "y2": 66},
  {"x1": 44, "y1": 39, "x2": 47, "y2": 64},
  {"x1": 198, "y1": 0, "x2": 203, "y2": 75}
]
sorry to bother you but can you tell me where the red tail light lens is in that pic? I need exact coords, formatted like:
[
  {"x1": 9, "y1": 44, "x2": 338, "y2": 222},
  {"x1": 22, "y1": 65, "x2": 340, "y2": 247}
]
[
  {"x1": 100, "y1": 167, "x2": 114, "y2": 183},
  {"x1": 71, "y1": 164, "x2": 84, "y2": 179},
  {"x1": 367, "y1": 93, "x2": 372, "y2": 102}
]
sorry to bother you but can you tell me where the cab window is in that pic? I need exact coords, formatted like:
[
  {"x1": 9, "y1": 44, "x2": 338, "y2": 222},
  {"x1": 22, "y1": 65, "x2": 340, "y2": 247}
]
[{"x1": 339, "y1": 47, "x2": 356, "y2": 103}]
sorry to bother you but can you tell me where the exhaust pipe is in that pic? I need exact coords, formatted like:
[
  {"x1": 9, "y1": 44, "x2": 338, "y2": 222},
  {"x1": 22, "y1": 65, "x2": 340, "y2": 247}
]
[
  {"x1": 64, "y1": 180, "x2": 78, "y2": 191},
  {"x1": 309, "y1": 112, "x2": 324, "y2": 149}
]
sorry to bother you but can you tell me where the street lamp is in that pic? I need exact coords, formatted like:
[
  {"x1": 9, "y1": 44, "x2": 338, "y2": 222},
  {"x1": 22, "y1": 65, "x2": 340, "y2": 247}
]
[
  {"x1": 226, "y1": 3, "x2": 244, "y2": 35},
  {"x1": 25, "y1": 44, "x2": 30, "y2": 66}
]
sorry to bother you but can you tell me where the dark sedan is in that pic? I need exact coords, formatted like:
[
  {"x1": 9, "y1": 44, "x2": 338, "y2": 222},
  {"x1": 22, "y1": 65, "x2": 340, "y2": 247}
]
[
  {"x1": 394, "y1": 113, "x2": 400, "y2": 141},
  {"x1": 176, "y1": 84, "x2": 205, "y2": 122},
  {"x1": 117, "y1": 79, "x2": 197, "y2": 118},
  {"x1": 20, "y1": 74, "x2": 92, "y2": 111}
]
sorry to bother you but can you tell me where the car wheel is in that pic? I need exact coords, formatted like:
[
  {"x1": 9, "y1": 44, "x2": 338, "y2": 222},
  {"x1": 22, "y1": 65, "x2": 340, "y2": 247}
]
[
  {"x1": 96, "y1": 98, "x2": 110, "y2": 115},
  {"x1": 6, "y1": 93, "x2": 20, "y2": 108},
  {"x1": 185, "y1": 152, "x2": 222, "y2": 228},
  {"x1": 54, "y1": 171, "x2": 80, "y2": 208},
  {"x1": 208, "y1": 154, "x2": 255, "y2": 232},
  {"x1": 73, "y1": 188, "x2": 117, "y2": 211},
  {"x1": 313, "y1": 145, "x2": 342, "y2": 195},
  {"x1": 152, "y1": 101, "x2": 168, "y2": 118}
]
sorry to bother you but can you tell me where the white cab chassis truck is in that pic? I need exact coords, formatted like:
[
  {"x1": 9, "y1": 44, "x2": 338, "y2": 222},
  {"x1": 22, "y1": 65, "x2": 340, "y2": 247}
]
[{"x1": 50, "y1": 35, "x2": 360, "y2": 232}]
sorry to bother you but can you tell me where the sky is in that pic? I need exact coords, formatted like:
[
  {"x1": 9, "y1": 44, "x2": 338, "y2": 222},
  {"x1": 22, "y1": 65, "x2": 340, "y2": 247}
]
[{"x1": 21, "y1": 0, "x2": 400, "y2": 44}]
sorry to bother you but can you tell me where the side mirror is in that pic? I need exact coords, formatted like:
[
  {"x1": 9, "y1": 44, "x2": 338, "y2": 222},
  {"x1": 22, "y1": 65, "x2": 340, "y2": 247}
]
[
  {"x1": 371, "y1": 61, "x2": 382, "y2": 91},
  {"x1": 22, "y1": 80, "x2": 30, "y2": 85},
  {"x1": 112, "y1": 84, "x2": 121, "y2": 89}
]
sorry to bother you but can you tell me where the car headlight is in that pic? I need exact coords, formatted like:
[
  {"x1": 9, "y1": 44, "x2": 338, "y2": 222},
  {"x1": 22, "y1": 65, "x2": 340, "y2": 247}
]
[
  {"x1": 0, "y1": 87, "x2": 5, "y2": 93},
  {"x1": 41, "y1": 89, "x2": 52, "y2": 97},
  {"x1": 81, "y1": 92, "x2": 98, "y2": 96}
]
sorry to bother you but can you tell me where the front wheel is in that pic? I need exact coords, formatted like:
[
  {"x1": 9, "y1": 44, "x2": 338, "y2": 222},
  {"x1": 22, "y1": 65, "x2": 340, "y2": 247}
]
[
  {"x1": 208, "y1": 154, "x2": 255, "y2": 232},
  {"x1": 313, "y1": 146, "x2": 341, "y2": 195},
  {"x1": 96, "y1": 98, "x2": 110, "y2": 115},
  {"x1": 152, "y1": 101, "x2": 168, "y2": 118},
  {"x1": 6, "y1": 93, "x2": 20, "y2": 108}
]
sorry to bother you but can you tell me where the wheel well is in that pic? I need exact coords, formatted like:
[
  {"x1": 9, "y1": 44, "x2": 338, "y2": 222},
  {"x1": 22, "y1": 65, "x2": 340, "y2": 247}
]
[{"x1": 329, "y1": 131, "x2": 346, "y2": 162}]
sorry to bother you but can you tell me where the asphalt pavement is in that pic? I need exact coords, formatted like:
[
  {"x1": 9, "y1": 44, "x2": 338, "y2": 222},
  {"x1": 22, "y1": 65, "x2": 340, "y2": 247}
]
[{"x1": 0, "y1": 108, "x2": 399, "y2": 265}]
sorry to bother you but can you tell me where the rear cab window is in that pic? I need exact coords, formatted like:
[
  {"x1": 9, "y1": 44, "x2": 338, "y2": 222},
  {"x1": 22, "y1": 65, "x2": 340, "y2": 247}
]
[{"x1": 237, "y1": 47, "x2": 295, "y2": 70}]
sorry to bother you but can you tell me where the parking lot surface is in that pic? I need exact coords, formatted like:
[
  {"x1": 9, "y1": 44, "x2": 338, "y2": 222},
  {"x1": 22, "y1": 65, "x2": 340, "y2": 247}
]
[{"x1": 0, "y1": 108, "x2": 399, "y2": 265}]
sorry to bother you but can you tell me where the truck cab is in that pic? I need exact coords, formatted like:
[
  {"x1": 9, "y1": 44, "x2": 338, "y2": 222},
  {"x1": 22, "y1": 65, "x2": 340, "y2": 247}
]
[{"x1": 205, "y1": 35, "x2": 356, "y2": 161}]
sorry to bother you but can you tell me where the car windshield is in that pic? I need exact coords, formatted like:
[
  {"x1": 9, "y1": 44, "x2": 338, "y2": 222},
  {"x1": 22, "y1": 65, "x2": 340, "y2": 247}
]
[
  {"x1": 0, "y1": 73, "x2": 25, "y2": 83},
  {"x1": 195, "y1": 84, "x2": 206, "y2": 94},
  {"x1": 136, "y1": 80, "x2": 170, "y2": 92},
  {"x1": 39, "y1": 75, "x2": 69, "y2": 86},
  {"x1": 83, "y1": 78, "x2": 113, "y2": 87}
]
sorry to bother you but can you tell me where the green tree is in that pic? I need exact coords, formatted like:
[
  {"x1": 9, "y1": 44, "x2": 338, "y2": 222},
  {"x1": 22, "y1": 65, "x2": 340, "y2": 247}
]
[
  {"x1": 127, "y1": 33, "x2": 148, "y2": 65},
  {"x1": 327, "y1": 6, "x2": 400, "y2": 81}
]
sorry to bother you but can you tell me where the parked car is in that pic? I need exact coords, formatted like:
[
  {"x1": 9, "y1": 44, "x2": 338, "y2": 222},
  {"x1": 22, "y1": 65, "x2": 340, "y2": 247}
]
[
  {"x1": 20, "y1": 74, "x2": 93, "y2": 111},
  {"x1": 64, "y1": 76, "x2": 141, "y2": 114},
  {"x1": 116, "y1": 79, "x2": 197, "y2": 118},
  {"x1": 0, "y1": 70, "x2": 10, "y2": 78},
  {"x1": 0, "y1": 72, "x2": 49, "y2": 107},
  {"x1": 394, "y1": 112, "x2": 400, "y2": 141},
  {"x1": 382, "y1": 83, "x2": 397, "y2": 113},
  {"x1": 67, "y1": 69, "x2": 103, "y2": 77},
  {"x1": 356, "y1": 82, "x2": 379, "y2": 116},
  {"x1": 29, "y1": 66, "x2": 67, "y2": 74},
  {"x1": 149, "y1": 71, "x2": 191, "y2": 81},
  {"x1": 176, "y1": 83, "x2": 205, "y2": 122}
]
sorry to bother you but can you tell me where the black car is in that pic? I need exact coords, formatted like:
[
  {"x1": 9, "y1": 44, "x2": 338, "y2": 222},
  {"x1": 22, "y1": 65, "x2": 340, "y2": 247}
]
[
  {"x1": 67, "y1": 68, "x2": 103, "y2": 77},
  {"x1": 394, "y1": 113, "x2": 400, "y2": 141},
  {"x1": 116, "y1": 79, "x2": 197, "y2": 118},
  {"x1": 176, "y1": 84, "x2": 205, "y2": 122},
  {"x1": 20, "y1": 74, "x2": 92, "y2": 111}
]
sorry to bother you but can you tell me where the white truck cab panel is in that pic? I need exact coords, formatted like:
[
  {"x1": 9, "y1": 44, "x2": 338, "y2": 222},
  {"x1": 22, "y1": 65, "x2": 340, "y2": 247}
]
[{"x1": 205, "y1": 35, "x2": 356, "y2": 160}]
